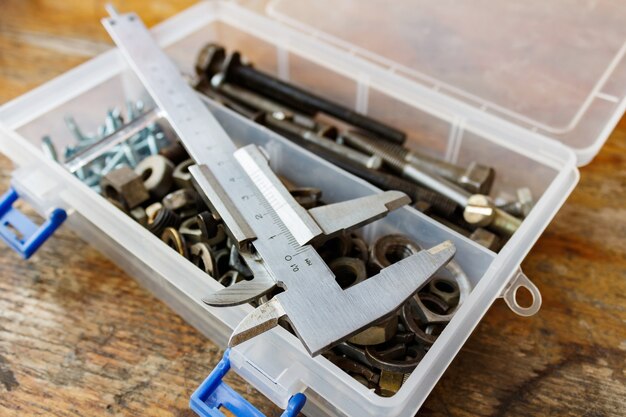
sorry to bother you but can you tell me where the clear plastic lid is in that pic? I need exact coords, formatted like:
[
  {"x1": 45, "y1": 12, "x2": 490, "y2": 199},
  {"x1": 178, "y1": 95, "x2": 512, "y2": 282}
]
[{"x1": 252, "y1": 0, "x2": 626, "y2": 165}]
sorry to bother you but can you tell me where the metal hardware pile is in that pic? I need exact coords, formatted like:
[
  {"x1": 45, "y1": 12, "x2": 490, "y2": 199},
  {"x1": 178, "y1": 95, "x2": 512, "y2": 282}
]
[
  {"x1": 38, "y1": 34, "x2": 534, "y2": 397},
  {"x1": 40, "y1": 103, "x2": 470, "y2": 395},
  {"x1": 192, "y1": 43, "x2": 535, "y2": 251}
]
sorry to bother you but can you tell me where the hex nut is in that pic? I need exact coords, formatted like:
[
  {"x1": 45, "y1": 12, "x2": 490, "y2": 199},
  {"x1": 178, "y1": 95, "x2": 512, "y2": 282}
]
[
  {"x1": 348, "y1": 234, "x2": 369, "y2": 263},
  {"x1": 314, "y1": 232, "x2": 353, "y2": 261},
  {"x1": 517, "y1": 187, "x2": 534, "y2": 217},
  {"x1": 173, "y1": 159, "x2": 195, "y2": 189},
  {"x1": 158, "y1": 141, "x2": 189, "y2": 165},
  {"x1": 378, "y1": 370, "x2": 404, "y2": 397},
  {"x1": 370, "y1": 234, "x2": 421, "y2": 269},
  {"x1": 428, "y1": 277, "x2": 460, "y2": 307},
  {"x1": 100, "y1": 166, "x2": 149, "y2": 210},
  {"x1": 469, "y1": 227, "x2": 500, "y2": 251},
  {"x1": 135, "y1": 155, "x2": 174, "y2": 200},
  {"x1": 329, "y1": 257, "x2": 366, "y2": 289}
]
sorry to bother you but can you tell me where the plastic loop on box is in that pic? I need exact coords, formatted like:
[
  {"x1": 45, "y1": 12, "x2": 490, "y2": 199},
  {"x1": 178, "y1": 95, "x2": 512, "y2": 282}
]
[
  {"x1": 190, "y1": 349, "x2": 306, "y2": 417},
  {"x1": 0, "y1": 186, "x2": 67, "y2": 259},
  {"x1": 502, "y1": 269, "x2": 542, "y2": 317}
]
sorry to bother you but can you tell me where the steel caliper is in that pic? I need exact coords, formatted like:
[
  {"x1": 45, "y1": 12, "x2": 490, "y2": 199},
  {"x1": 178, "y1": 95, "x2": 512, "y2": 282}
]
[{"x1": 103, "y1": 7, "x2": 455, "y2": 356}]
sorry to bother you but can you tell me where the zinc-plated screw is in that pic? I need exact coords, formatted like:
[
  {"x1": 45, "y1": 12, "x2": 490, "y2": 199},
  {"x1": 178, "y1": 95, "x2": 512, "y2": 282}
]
[
  {"x1": 64, "y1": 116, "x2": 92, "y2": 143},
  {"x1": 41, "y1": 136, "x2": 58, "y2": 161}
]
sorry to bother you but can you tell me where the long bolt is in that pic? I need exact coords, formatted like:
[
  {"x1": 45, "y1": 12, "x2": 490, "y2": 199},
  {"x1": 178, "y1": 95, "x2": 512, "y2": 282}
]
[
  {"x1": 202, "y1": 77, "x2": 382, "y2": 169},
  {"x1": 198, "y1": 48, "x2": 406, "y2": 144},
  {"x1": 343, "y1": 133, "x2": 521, "y2": 237},
  {"x1": 342, "y1": 131, "x2": 494, "y2": 194},
  {"x1": 281, "y1": 132, "x2": 458, "y2": 217},
  {"x1": 265, "y1": 115, "x2": 383, "y2": 170}
]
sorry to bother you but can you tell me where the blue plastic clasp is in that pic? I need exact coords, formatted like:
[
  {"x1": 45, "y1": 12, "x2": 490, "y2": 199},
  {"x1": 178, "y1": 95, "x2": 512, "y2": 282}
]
[
  {"x1": 190, "y1": 349, "x2": 306, "y2": 417},
  {"x1": 0, "y1": 186, "x2": 67, "y2": 259}
]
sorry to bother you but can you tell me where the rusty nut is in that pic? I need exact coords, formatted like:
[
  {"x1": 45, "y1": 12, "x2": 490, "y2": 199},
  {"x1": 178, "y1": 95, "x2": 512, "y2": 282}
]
[
  {"x1": 370, "y1": 234, "x2": 421, "y2": 269},
  {"x1": 428, "y1": 277, "x2": 460, "y2": 307},
  {"x1": 100, "y1": 166, "x2": 149, "y2": 210},
  {"x1": 329, "y1": 257, "x2": 366, "y2": 289},
  {"x1": 159, "y1": 141, "x2": 190, "y2": 165}
]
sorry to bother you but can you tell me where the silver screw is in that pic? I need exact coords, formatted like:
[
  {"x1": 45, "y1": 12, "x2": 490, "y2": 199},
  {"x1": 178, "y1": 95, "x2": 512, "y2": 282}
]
[{"x1": 64, "y1": 116, "x2": 92, "y2": 143}]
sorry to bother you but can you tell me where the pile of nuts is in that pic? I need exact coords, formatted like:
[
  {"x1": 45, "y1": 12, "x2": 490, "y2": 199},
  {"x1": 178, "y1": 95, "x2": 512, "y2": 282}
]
[{"x1": 318, "y1": 234, "x2": 470, "y2": 396}]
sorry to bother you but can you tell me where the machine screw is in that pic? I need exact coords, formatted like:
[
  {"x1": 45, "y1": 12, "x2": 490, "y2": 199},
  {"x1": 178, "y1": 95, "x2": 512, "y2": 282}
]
[
  {"x1": 41, "y1": 136, "x2": 58, "y2": 161},
  {"x1": 463, "y1": 194, "x2": 522, "y2": 238}
]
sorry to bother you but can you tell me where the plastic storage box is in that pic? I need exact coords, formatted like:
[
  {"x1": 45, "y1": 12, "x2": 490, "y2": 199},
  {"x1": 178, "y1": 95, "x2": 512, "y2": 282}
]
[{"x1": 0, "y1": 1, "x2": 624, "y2": 416}]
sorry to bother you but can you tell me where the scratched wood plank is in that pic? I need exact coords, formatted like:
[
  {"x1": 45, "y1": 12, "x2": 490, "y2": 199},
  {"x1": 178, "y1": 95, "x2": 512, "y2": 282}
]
[{"x1": 0, "y1": 1, "x2": 625, "y2": 417}]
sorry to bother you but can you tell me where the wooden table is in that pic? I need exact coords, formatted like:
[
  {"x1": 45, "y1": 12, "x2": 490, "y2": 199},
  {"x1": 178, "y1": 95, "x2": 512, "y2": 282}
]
[{"x1": 0, "y1": 2, "x2": 624, "y2": 416}]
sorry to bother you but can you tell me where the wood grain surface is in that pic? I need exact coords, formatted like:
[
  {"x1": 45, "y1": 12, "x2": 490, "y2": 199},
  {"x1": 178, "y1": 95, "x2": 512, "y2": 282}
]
[{"x1": 0, "y1": 1, "x2": 625, "y2": 416}]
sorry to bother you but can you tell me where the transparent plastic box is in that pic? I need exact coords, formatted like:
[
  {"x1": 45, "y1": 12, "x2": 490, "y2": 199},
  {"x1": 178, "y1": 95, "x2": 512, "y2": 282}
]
[{"x1": 0, "y1": 1, "x2": 624, "y2": 416}]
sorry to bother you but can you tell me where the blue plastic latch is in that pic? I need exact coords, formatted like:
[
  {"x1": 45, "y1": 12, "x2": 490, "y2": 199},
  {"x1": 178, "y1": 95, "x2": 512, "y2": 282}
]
[
  {"x1": 0, "y1": 186, "x2": 67, "y2": 259},
  {"x1": 190, "y1": 349, "x2": 306, "y2": 417}
]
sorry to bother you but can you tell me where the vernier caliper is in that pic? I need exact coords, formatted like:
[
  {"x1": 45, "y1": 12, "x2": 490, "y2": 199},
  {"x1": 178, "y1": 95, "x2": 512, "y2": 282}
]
[{"x1": 103, "y1": 7, "x2": 456, "y2": 356}]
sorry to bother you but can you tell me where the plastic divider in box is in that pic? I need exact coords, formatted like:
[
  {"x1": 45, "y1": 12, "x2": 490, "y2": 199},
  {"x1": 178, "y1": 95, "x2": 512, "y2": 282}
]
[{"x1": 0, "y1": 2, "x2": 585, "y2": 416}]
